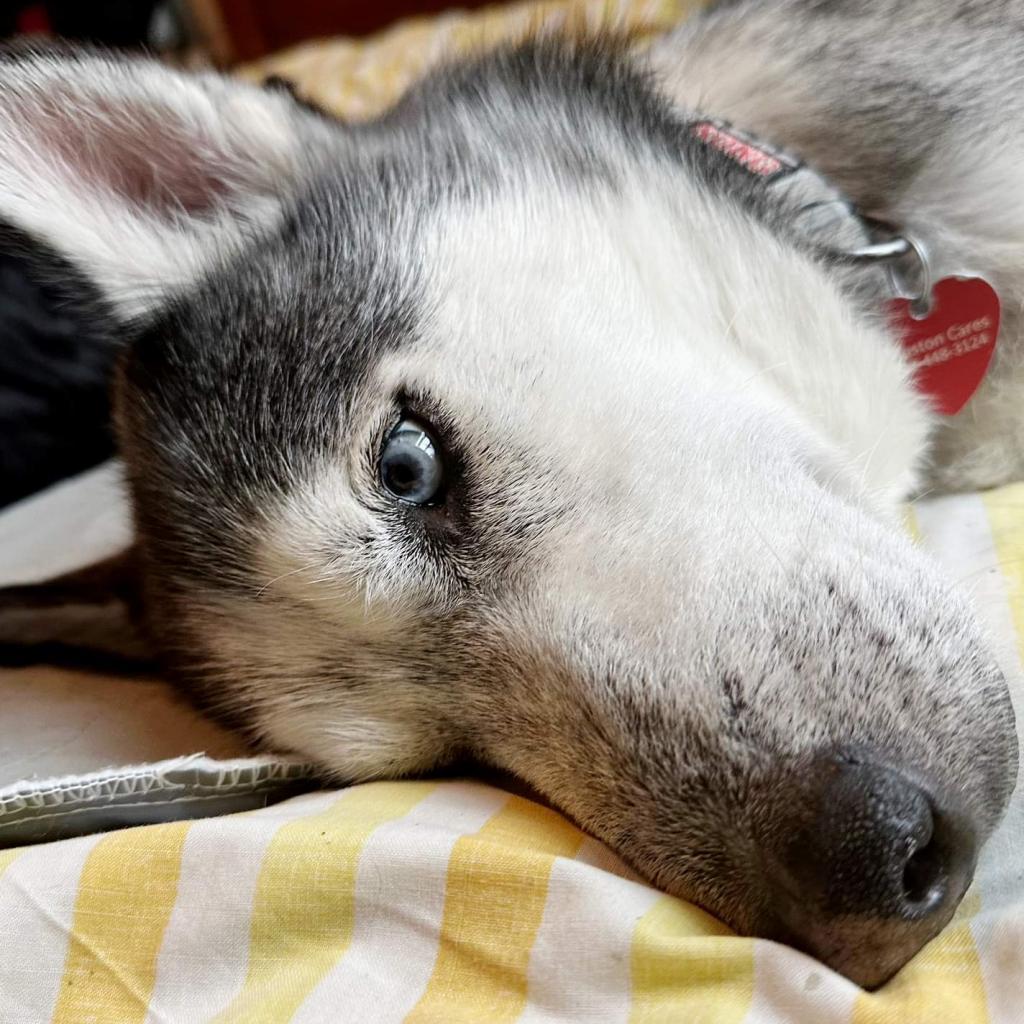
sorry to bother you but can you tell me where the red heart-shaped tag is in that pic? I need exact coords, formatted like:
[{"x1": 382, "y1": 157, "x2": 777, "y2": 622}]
[{"x1": 887, "y1": 276, "x2": 1000, "y2": 416}]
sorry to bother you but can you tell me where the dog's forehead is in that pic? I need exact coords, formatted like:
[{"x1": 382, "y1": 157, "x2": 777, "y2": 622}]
[
  {"x1": 408, "y1": 179, "x2": 757, "y2": 390},
  {"x1": 123, "y1": 38, "x2": 920, "y2": 551},
  {"x1": 374, "y1": 158, "x2": 855, "y2": 482}
]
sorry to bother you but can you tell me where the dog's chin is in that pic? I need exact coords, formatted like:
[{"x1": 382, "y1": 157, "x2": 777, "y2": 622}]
[{"x1": 642, "y1": 839, "x2": 973, "y2": 990}]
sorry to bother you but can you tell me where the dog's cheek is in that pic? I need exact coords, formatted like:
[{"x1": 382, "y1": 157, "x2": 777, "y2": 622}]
[{"x1": 255, "y1": 689, "x2": 457, "y2": 781}]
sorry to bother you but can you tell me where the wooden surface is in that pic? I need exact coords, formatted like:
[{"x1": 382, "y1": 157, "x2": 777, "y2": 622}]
[{"x1": 187, "y1": 0, "x2": 498, "y2": 63}]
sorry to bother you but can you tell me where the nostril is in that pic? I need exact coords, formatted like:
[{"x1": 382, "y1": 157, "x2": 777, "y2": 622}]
[{"x1": 902, "y1": 832, "x2": 946, "y2": 910}]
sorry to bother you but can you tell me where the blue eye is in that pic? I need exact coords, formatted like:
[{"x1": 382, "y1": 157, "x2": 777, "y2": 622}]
[{"x1": 379, "y1": 418, "x2": 444, "y2": 505}]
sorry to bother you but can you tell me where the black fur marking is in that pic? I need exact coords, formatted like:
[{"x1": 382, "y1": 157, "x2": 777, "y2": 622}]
[{"x1": 0, "y1": 222, "x2": 117, "y2": 508}]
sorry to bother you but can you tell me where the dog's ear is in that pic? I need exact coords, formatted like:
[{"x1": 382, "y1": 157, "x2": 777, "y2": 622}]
[
  {"x1": 0, "y1": 548, "x2": 154, "y2": 673},
  {"x1": 0, "y1": 45, "x2": 333, "y2": 320}
]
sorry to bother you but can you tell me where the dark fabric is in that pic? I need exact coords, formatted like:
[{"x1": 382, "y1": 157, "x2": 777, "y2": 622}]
[
  {"x1": 45, "y1": 1, "x2": 158, "y2": 47},
  {"x1": 0, "y1": 2, "x2": 159, "y2": 46},
  {"x1": 0, "y1": 226, "x2": 116, "y2": 509}
]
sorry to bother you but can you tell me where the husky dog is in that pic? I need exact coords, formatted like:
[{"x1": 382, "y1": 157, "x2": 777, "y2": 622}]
[{"x1": 0, "y1": 0, "x2": 1021, "y2": 989}]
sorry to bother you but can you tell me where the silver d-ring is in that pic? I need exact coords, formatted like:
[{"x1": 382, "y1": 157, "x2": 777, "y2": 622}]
[{"x1": 886, "y1": 232, "x2": 933, "y2": 318}]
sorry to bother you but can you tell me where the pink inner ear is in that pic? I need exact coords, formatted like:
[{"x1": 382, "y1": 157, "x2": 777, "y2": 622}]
[{"x1": 36, "y1": 94, "x2": 250, "y2": 220}]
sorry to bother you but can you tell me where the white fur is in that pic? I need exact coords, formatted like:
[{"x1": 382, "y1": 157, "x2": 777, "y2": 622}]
[{"x1": 412, "y1": 174, "x2": 931, "y2": 507}]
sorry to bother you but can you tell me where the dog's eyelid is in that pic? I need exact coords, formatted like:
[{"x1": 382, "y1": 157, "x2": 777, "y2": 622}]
[
  {"x1": 392, "y1": 387, "x2": 453, "y2": 434},
  {"x1": 383, "y1": 389, "x2": 466, "y2": 469}
]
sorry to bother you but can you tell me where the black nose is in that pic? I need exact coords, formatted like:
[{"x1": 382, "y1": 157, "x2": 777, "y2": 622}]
[
  {"x1": 801, "y1": 758, "x2": 966, "y2": 917},
  {"x1": 767, "y1": 754, "x2": 977, "y2": 988}
]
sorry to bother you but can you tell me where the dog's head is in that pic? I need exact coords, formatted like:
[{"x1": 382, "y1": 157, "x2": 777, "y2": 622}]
[{"x1": 0, "y1": 42, "x2": 1016, "y2": 987}]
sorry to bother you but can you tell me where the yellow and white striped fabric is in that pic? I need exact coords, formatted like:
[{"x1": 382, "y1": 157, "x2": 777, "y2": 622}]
[
  {"x1": 0, "y1": 484, "x2": 1022, "y2": 1022},
  {"x1": 2, "y1": 2, "x2": 1024, "y2": 1021}
]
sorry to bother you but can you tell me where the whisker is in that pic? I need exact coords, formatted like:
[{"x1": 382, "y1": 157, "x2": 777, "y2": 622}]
[{"x1": 256, "y1": 561, "x2": 319, "y2": 597}]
